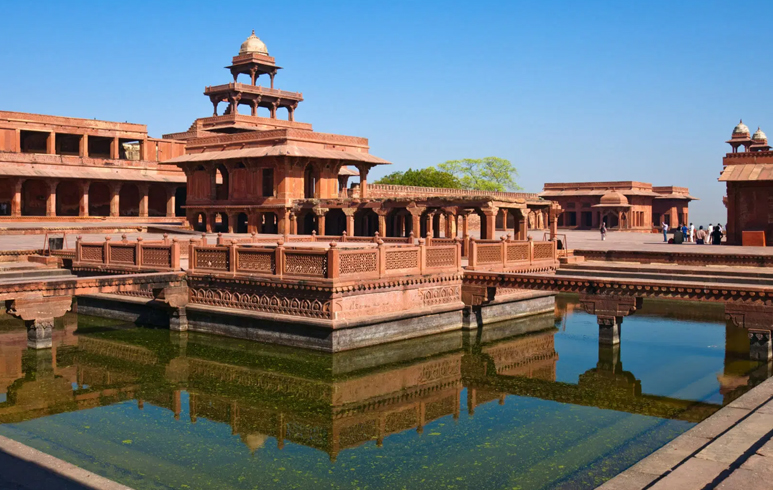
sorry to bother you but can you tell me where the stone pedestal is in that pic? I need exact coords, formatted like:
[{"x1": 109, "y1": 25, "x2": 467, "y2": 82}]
[
  {"x1": 26, "y1": 318, "x2": 54, "y2": 349},
  {"x1": 598, "y1": 315, "x2": 622, "y2": 345},
  {"x1": 170, "y1": 307, "x2": 189, "y2": 332},
  {"x1": 749, "y1": 329, "x2": 772, "y2": 362}
]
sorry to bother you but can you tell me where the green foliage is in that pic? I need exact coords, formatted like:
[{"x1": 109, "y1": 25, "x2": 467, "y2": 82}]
[
  {"x1": 375, "y1": 167, "x2": 462, "y2": 188},
  {"x1": 438, "y1": 157, "x2": 521, "y2": 191}
]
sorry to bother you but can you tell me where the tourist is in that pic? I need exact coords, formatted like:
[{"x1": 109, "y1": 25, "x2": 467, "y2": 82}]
[
  {"x1": 681, "y1": 223, "x2": 688, "y2": 240},
  {"x1": 673, "y1": 225, "x2": 684, "y2": 244},
  {"x1": 689, "y1": 223, "x2": 695, "y2": 243},
  {"x1": 600, "y1": 222, "x2": 607, "y2": 241},
  {"x1": 662, "y1": 221, "x2": 669, "y2": 242},
  {"x1": 711, "y1": 225, "x2": 723, "y2": 245},
  {"x1": 707, "y1": 224, "x2": 713, "y2": 244},
  {"x1": 696, "y1": 226, "x2": 706, "y2": 245}
]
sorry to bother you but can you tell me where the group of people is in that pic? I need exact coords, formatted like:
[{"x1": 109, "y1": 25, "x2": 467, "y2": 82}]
[{"x1": 661, "y1": 222, "x2": 725, "y2": 245}]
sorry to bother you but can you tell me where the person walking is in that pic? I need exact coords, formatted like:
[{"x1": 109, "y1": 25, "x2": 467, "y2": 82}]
[
  {"x1": 689, "y1": 223, "x2": 695, "y2": 243},
  {"x1": 662, "y1": 221, "x2": 669, "y2": 242},
  {"x1": 707, "y1": 224, "x2": 713, "y2": 244},
  {"x1": 600, "y1": 222, "x2": 607, "y2": 241},
  {"x1": 696, "y1": 226, "x2": 706, "y2": 245}
]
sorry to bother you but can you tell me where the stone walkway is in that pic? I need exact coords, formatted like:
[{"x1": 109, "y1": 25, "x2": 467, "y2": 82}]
[{"x1": 600, "y1": 376, "x2": 773, "y2": 489}]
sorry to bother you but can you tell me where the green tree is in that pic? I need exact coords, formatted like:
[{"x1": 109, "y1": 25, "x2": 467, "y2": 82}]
[
  {"x1": 375, "y1": 167, "x2": 462, "y2": 188},
  {"x1": 438, "y1": 157, "x2": 521, "y2": 191}
]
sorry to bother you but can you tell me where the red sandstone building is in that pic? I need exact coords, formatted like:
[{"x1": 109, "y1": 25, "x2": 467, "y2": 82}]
[
  {"x1": 0, "y1": 111, "x2": 186, "y2": 219},
  {"x1": 540, "y1": 182, "x2": 696, "y2": 231},
  {"x1": 163, "y1": 32, "x2": 551, "y2": 239},
  {"x1": 720, "y1": 120, "x2": 773, "y2": 245}
]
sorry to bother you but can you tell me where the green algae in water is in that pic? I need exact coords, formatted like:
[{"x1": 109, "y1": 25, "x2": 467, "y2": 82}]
[{"x1": 0, "y1": 297, "x2": 765, "y2": 489}]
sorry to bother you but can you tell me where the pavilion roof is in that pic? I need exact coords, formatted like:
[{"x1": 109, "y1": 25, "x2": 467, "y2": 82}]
[
  {"x1": 167, "y1": 144, "x2": 390, "y2": 166},
  {"x1": 719, "y1": 163, "x2": 773, "y2": 182},
  {"x1": 539, "y1": 189, "x2": 660, "y2": 198}
]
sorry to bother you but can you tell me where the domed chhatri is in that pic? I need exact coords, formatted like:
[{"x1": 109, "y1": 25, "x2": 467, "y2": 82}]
[
  {"x1": 752, "y1": 127, "x2": 767, "y2": 142},
  {"x1": 733, "y1": 119, "x2": 750, "y2": 136},
  {"x1": 599, "y1": 190, "x2": 629, "y2": 206},
  {"x1": 239, "y1": 30, "x2": 268, "y2": 56}
]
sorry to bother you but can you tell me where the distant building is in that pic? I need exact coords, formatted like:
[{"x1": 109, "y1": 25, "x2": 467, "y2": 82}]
[
  {"x1": 0, "y1": 111, "x2": 186, "y2": 219},
  {"x1": 719, "y1": 120, "x2": 773, "y2": 245},
  {"x1": 540, "y1": 182, "x2": 696, "y2": 231}
]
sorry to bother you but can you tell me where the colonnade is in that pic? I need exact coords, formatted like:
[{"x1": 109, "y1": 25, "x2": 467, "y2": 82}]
[{"x1": 0, "y1": 178, "x2": 184, "y2": 218}]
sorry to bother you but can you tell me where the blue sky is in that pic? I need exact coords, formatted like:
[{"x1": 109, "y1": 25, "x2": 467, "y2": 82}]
[{"x1": 2, "y1": 1, "x2": 770, "y2": 223}]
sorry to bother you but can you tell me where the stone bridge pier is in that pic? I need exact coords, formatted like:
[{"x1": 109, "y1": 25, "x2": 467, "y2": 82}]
[
  {"x1": 579, "y1": 294, "x2": 642, "y2": 346},
  {"x1": 153, "y1": 284, "x2": 190, "y2": 331},
  {"x1": 6, "y1": 296, "x2": 73, "y2": 349},
  {"x1": 725, "y1": 303, "x2": 773, "y2": 362}
]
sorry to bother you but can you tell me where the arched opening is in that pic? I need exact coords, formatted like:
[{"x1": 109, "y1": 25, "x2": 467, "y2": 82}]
[
  {"x1": 354, "y1": 209, "x2": 378, "y2": 236},
  {"x1": 603, "y1": 212, "x2": 620, "y2": 228},
  {"x1": 214, "y1": 212, "x2": 229, "y2": 233},
  {"x1": 89, "y1": 182, "x2": 111, "y2": 217},
  {"x1": 193, "y1": 212, "x2": 207, "y2": 232},
  {"x1": 386, "y1": 209, "x2": 412, "y2": 237},
  {"x1": 55, "y1": 181, "x2": 80, "y2": 217},
  {"x1": 325, "y1": 209, "x2": 347, "y2": 235},
  {"x1": 297, "y1": 210, "x2": 316, "y2": 235},
  {"x1": 22, "y1": 180, "x2": 49, "y2": 216},
  {"x1": 148, "y1": 185, "x2": 167, "y2": 217},
  {"x1": 216, "y1": 165, "x2": 229, "y2": 201},
  {"x1": 303, "y1": 163, "x2": 319, "y2": 199},
  {"x1": 260, "y1": 212, "x2": 278, "y2": 234},
  {"x1": 0, "y1": 179, "x2": 13, "y2": 216},
  {"x1": 236, "y1": 213, "x2": 249, "y2": 233},
  {"x1": 119, "y1": 184, "x2": 140, "y2": 217},
  {"x1": 175, "y1": 187, "x2": 187, "y2": 217}
]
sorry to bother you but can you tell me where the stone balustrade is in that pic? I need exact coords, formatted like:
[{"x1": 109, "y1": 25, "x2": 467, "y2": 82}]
[
  {"x1": 74, "y1": 235, "x2": 180, "y2": 272},
  {"x1": 467, "y1": 237, "x2": 558, "y2": 272},
  {"x1": 189, "y1": 239, "x2": 462, "y2": 280}
]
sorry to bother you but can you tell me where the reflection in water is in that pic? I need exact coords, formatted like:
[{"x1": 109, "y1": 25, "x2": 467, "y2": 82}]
[{"x1": 0, "y1": 296, "x2": 769, "y2": 489}]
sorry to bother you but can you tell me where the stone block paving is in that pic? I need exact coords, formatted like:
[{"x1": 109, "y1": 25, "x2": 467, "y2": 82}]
[{"x1": 599, "y1": 376, "x2": 773, "y2": 489}]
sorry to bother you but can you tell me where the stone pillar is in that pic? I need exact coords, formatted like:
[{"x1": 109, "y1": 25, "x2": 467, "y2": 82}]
[
  {"x1": 8, "y1": 297, "x2": 72, "y2": 350},
  {"x1": 110, "y1": 184, "x2": 120, "y2": 217},
  {"x1": 376, "y1": 209, "x2": 388, "y2": 237},
  {"x1": 46, "y1": 182, "x2": 56, "y2": 217},
  {"x1": 166, "y1": 188, "x2": 176, "y2": 217},
  {"x1": 516, "y1": 209, "x2": 528, "y2": 240},
  {"x1": 482, "y1": 209, "x2": 497, "y2": 240},
  {"x1": 357, "y1": 165, "x2": 370, "y2": 199},
  {"x1": 227, "y1": 214, "x2": 235, "y2": 234},
  {"x1": 26, "y1": 319, "x2": 54, "y2": 349},
  {"x1": 278, "y1": 208, "x2": 291, "y2": 236},
  {"x1": 11, "y1": 179, "x2": 22, "y2": 217},
  {"x1": 110, "y1": 137, "x2": 119, "y2": 160},
  {"x1": 426, "y1": 213, "x2": 434, "y2": 238},
  {"x1": 598, "y1": 316, "x2": 623, "y2": 345},
  {"x1": 79, "y1": 134, "x2": 88, "y2": 157},
  {"x1": 138, "y1": 185, "x2": 149, "y2": 218},
  {"x1": 79, "y1": 182, "x2": 89, "y2": 217},
  {"x1": 206, "y1": 212, "x2": 215, "y2": 233},
  {"x1": 343, "y1": 208, "x2": 356, "y2": 236},
  {"x1": 749, "y1": 330, "x2": 772, "y2": 362},
  {"x1": 47, "y1": 132, "x2": 55, "y2": 154},
  {"x1": 315, "y1": 208, "x2": 328, "y2": 235},
  {"x1": 549, "y1": 204, "x2": 561, "y2": 241},
  {"x1": 289, "y1": 212, "x2": 298, "y2": 235}
]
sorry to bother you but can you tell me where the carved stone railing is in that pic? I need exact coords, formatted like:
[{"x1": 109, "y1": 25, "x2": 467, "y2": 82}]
[
  {"x1": 223, "y1": 231, "x2": 413, "y2": 246},
  {"x1": 74, "y1": 235, "x2": 180, "y2": 272},
  {"x1": 189, "y1": 240, "x2": 462, "y2": 280},
  {"x1": 467, "y1": 237, "x2": 557, "y2": 272}
]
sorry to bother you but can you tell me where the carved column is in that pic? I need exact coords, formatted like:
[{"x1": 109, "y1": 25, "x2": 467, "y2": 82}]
[
  {"x1": 426, "y1": 212, "x2": 434, "y2": 238},
  {"x1": 11, "y1": 179, "x2": 22, "y2": 217},
  {"x1": 749, "y1": 330, "x2": 772, "y2": 362},
  {"x1": 206, "y1": 212, "x2": 215, "y2": 233},
  {"x1": 79, "y1": 181, "x2": 89, "y2": 217},
  {"x1": 549, "y1": 204, "x2": 562, "y2": 240},
  {"x1": 482, "y1": 208, "x2": 498, "y2": 240},
  {"x1": 166, "y1": 188, "x2": 176, "y2": 217},
  {"x1": 289, "y1": 212, "x2": 297, "y2": 235},
  {"x1": 356, "y1": 165, "x2": 370, "y2": 199},
  {"x1": 314, "y1": 208, "x2": 328, "y2": 235},
  {"x1": 408, "y1": 207, "x2": 425, "y2": 239},
  {"x1": 376, "y1": 209, "x2": 389, "y2": 237},
  {"x1": 580, "y1": 295, "x2": 642, "y2": 347},
  {"x1": 343, "y1": 208, "x2": 356, "y2": 236},
  {"x1": 514, "y1": 208, "x2": 528, "y2": 240},
  {"x1": 8, "y1": 297, "x2": 72, "y2": 349},
  {"x1": 110, "y1": 137, "x2": 119, "y2": 160},
  {"x1": 110, "y1": 184, "x2": 120, "y2": 217},
  {"x1": 138, "y1": 184, "x2": 149, "y2": 218},
  {"x1": 46, "y1": 181, "x2": 56, "y2": 217}
]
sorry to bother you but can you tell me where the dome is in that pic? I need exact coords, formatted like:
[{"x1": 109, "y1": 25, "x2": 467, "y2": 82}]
[
  {"x1": 752, "y1": 127, "x2": 767, "y2": 142},
  {"x1": 239, "y1": 30, "x2": 268, "y2": 56},
  {"x1": 733, "y1": 119, "x2": 750, "y2": 136},
  {"x1": 599, "y1": 190, "x2": 629, "y2": 206}
]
